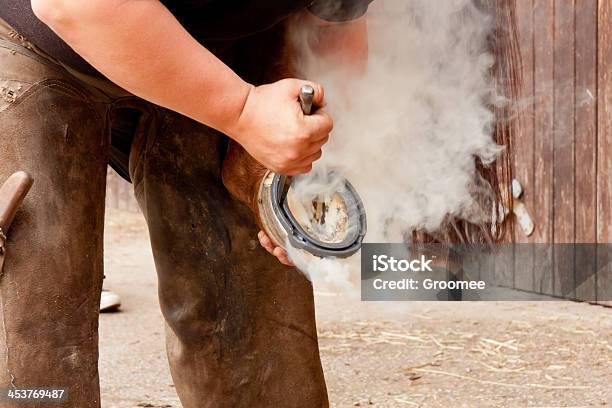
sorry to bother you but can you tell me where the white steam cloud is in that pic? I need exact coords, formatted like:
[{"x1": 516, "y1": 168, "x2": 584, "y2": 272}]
[{"x1": 288, "y1": 0, "x2": 503, "y2": 289}]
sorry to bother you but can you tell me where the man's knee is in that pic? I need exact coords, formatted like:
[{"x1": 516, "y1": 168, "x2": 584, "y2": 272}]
[{"x1": 158, "y1": 282, "x2": 221, "y2": 346}]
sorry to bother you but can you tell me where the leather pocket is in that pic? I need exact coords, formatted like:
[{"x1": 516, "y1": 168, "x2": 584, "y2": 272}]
[{"x1": 0, "y1": 78, "x2": 92, "y2": 114}]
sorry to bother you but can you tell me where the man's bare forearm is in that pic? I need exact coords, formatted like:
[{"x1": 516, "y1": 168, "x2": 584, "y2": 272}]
[{"x1": 32, "y1": 0, "x2": 252, "y2": 137}]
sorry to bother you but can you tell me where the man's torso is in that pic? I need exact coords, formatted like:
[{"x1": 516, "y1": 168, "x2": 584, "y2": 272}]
[{"x1": 1, "y1": 0, "x2": 313, "y2": 75}]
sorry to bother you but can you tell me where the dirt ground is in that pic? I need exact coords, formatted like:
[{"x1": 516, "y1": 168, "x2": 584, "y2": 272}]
[{"x1": 100, "y1": 209, "x2": 612, "y2": 408}]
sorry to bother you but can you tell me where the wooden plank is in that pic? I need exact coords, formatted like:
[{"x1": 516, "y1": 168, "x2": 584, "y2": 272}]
[
  {"x1": 494, "y1": 245, "x2": 514, "y2": 288},
  {"x1": 597, "y1": 0, "x2": 612, "y2": 305},
  {"x1": 574, "y1": 0, "x2": 598, "y2": 302},
  {"x1": 513, "y1": 0, "x2": 535, "y2": 292},
  {"x1": 532, "y1": 0, "x2": 554, "y2": 295},
  {"x1": 552, "y1": 0, "x2": 576, "y2": 299},
  {"x1": 479, "y1": 245, "x2": 497, "y2": 290}
]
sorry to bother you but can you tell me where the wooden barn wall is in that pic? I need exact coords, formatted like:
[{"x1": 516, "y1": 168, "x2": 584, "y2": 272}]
[{"x1": 511, "y1": 0, "x2": 611, "y2": 304}]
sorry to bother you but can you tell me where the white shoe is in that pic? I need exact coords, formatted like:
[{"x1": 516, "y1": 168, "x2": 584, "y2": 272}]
[{"x1": 100, "y1": 289, "x2": 121, "y2": 312}]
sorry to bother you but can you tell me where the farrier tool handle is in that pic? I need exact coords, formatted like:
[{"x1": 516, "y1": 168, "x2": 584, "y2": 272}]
[
  {"x1": 278, "y1": 85, "x2": 316, "y2": 205},
  {"x1": 299, "y1": 84, "x2": 315, "y2": 115},
  {"x1": 0, "y1": 171, "x2": 34, "y2": 237},
  {"x1": 0, "y1": 171, "x2": 33, "y2": 274}
]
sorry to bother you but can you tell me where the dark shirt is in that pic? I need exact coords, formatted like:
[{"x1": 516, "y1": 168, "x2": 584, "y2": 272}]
[{"x1": 0, "y1": 0, "x2": 372, "y2": 76}]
